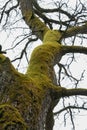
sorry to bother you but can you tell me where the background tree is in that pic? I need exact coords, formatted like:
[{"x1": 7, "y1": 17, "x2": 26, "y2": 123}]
[{"x1": 0, "y1": 0, "x2": 87, "y2": 130}]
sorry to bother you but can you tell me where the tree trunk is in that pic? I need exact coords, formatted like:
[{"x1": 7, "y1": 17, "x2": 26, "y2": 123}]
[
  {"x1": 1, "y1": 1, "x2": 87, "y2": 130},
  {"x1": 0, "y1": 31, "x2": 64, "y2": 130}
]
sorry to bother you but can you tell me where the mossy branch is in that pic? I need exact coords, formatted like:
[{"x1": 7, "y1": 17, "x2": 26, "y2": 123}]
[{"x1": 19, "y1": 0, "x2": 49, "y2": 41}]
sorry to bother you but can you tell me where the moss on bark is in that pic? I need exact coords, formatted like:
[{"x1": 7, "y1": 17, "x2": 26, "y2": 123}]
[
  {"x1": 0, "y1": 30, "x2": 64, "y2": 129},
  {"x1": 0, "y1": 104, "x2": 27, "y2": 130}
]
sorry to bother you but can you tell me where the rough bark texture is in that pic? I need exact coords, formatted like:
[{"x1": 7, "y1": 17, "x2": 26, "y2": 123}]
[
  {"x1": 1, "y1": 0, "x2": 87, "y2": 130},
  {"x1": 0, "y1": 36, "x2": 64, "y2": 130}
]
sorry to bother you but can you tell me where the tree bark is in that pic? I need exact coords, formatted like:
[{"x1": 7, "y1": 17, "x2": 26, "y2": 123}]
[{"x1": 1, "y1": 1, "x2": 87, "y2": 130}]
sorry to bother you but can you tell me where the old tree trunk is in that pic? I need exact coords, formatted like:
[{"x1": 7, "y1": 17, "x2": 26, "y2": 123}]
[{"x1": 1, "y1": 0, "x2": 87, "y2": 130}]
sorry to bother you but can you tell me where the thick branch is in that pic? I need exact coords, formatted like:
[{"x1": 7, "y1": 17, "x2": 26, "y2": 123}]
[
  {"x1": 19, "y1": 0, "x2": 49, "y2": 40},
  {"x1": 63, "y1": 88, "x2": 87, "y2": 97},
  {"x1": 62, "y1": 45, "x2": 87, "y2": 55},
  {"x1": 63, "y1": 23, "x2": 87, "y2": 38},
  {"x1": 52, "y1": 86, "x2": 87, "y2": 101}
]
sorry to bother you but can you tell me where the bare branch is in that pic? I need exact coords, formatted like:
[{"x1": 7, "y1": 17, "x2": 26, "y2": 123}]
[
  {"x1": 11, "y1": 38, "x2": 37, "y2": 63},
  {"x1": 62, "y1": 45, "x2": 87, "y2": 55},
  {"x1": 54, "y1": 105, "x2": 87, "y2": 115},
  {"x1": 57, "y1": 63, "x2": 84, "y2": 88},
  {"x1": 62, "y1": 88, "x2": 87, "y2": 97},
  {"x1": 69, "y1": 107, "x2": 75, "y2": 130},
  {"x1": 33, "y1": 0, "x2": 73, "y2": 20},
  {"x1": 0, "y1": 0, "x2": 11, "y2": 23}
]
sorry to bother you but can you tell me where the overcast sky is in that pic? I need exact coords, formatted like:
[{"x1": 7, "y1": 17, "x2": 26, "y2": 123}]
[{"x1": 0, "y1": 0, "x2": 87, "y2": 129}]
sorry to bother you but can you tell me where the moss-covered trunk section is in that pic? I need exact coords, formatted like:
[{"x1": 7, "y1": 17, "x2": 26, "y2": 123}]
[
  {"x1": 0, "y1": 44, "x2": 62, "y2": 130},
  {"x1": 0, "y1": 1, "x2": 65, "y2": 130},
  {"x1": 0, "y1": 29, "x2": 65, "y2": 130},
  {"x1": 26, "y1": 44, "x2": 61, "y2": 84},
  {"x1": 19, "y1": 0, "x2": 49, "y2": 40},
  {"x1": 0, "y1": 55, "x2": 53, "y2": 129},
  {"x1": 26, "y1": 30, "x2": 62, "y2": 83},
  {"x1": 25, "y1": 30, "x2": 63, "y2": 130},
  {"x1": 1, "y1": 1, "x2": 87, "y2": 129}
]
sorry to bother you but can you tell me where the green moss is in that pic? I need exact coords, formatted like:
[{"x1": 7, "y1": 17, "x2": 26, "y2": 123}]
[
  {"x1": 0, "y1": 104, "x2": 27, "y2": 130},
  {"x1": 0, "y1": 73, "x2": 47, "y2": 129},
  {"x1": 0, "y1": 54, "x2": 7, "y2": 63},
  {"x1": 23, "y1": 8, "x2": 49, "y2": 40},
  {"x1": 43, "y1": 30, "x2": 62, "y2": 43},
  {"x1": 25, "y1": 29, "x2": 63, "y2": 101},
  {"x1": 0, "y1": 54, "x2": 26, "y2": 79},
  {"x1": 24, "y1": 10, "x2": 33, "y2": 22},
  {"x1": 31, "y1": 16, "x2": 48, "y2": 34},
  {"x1": 0, "y1": 30, "x2": 63, "y2": 129},
  {"x1": 0, "y1": 53, "x2": 46, "y2": 128},
  {"x1": 26, "y1": 40, "x2": 62, "y2": 82}
]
